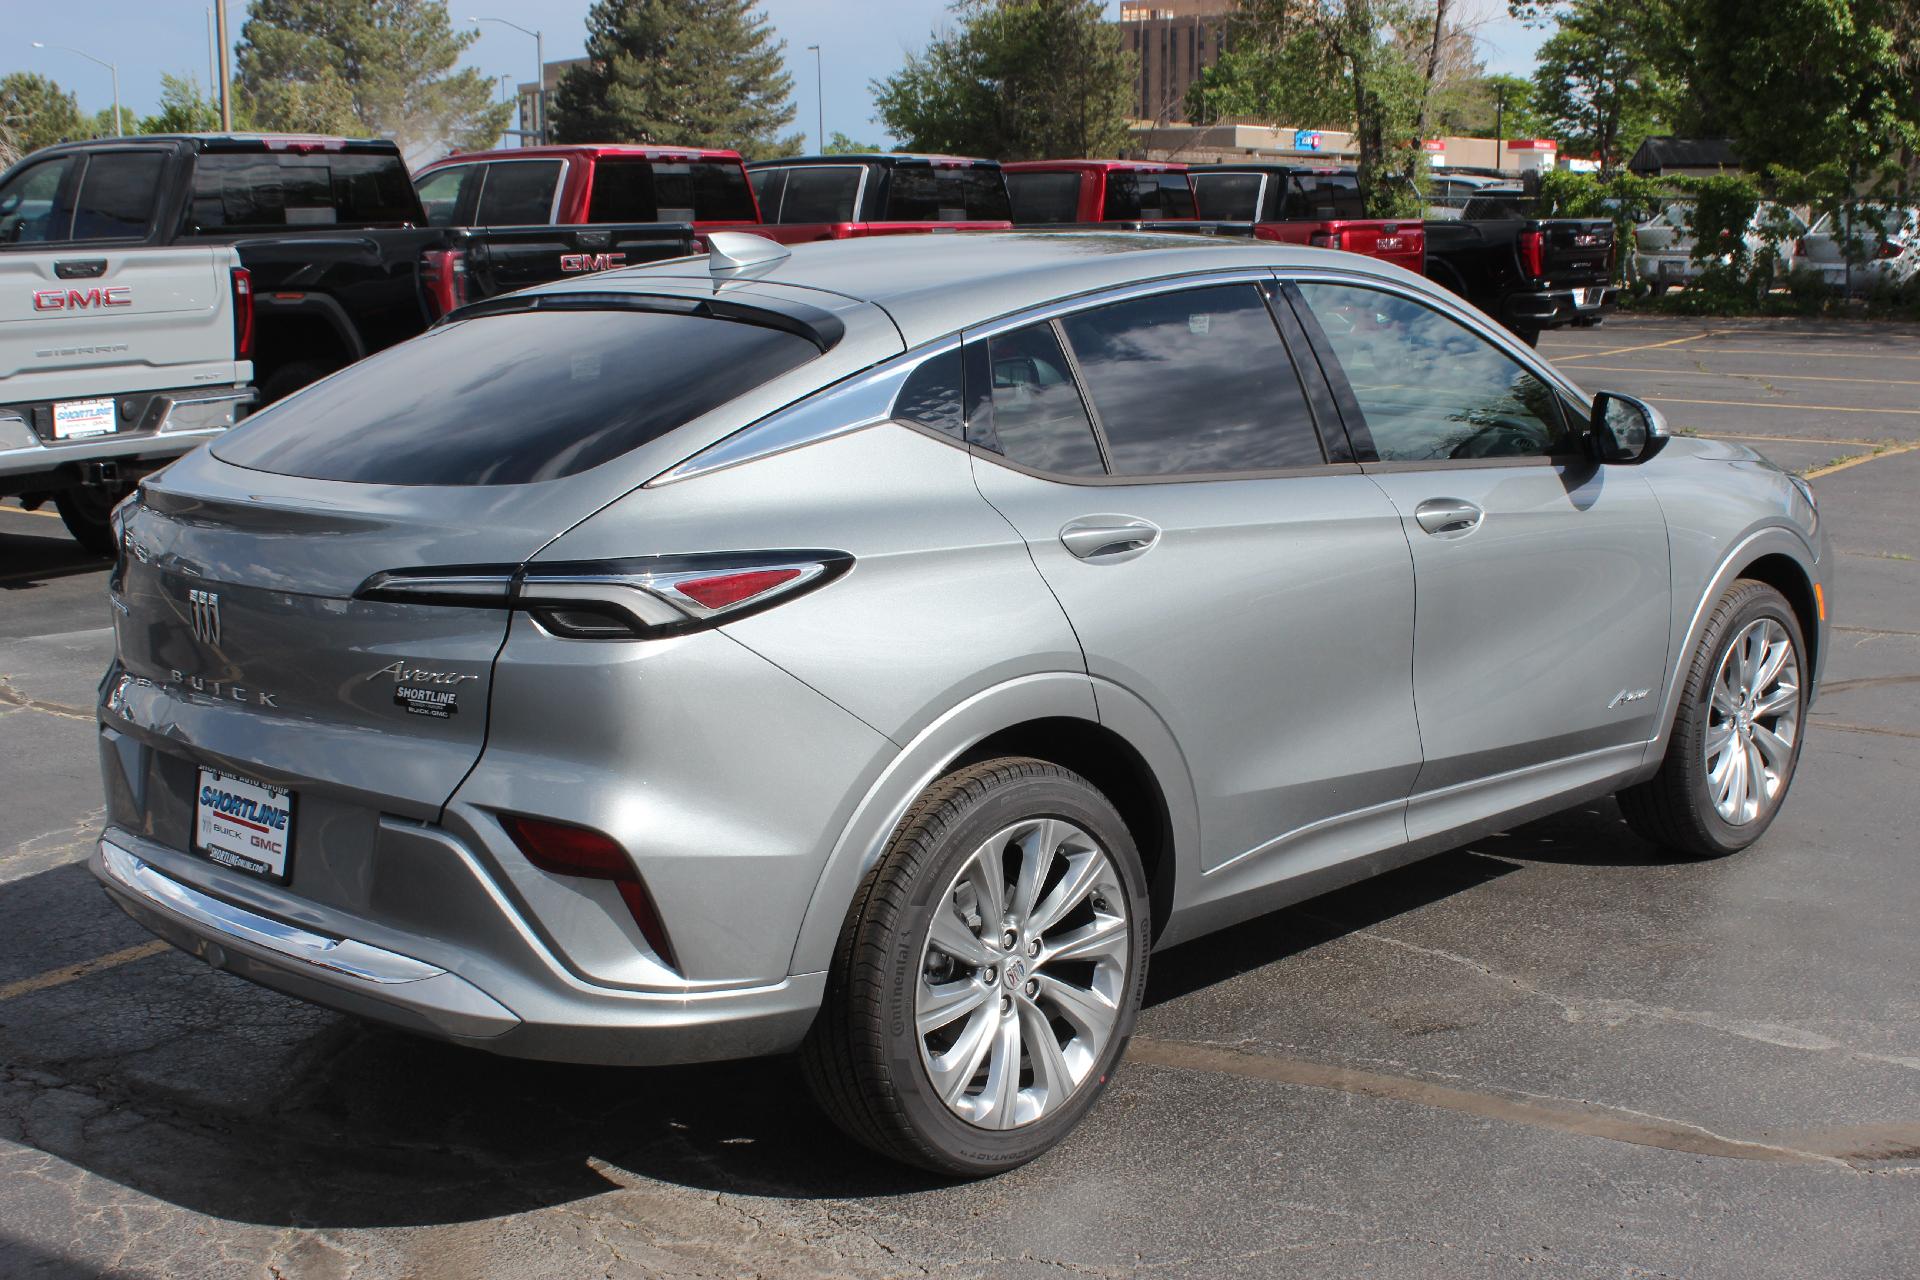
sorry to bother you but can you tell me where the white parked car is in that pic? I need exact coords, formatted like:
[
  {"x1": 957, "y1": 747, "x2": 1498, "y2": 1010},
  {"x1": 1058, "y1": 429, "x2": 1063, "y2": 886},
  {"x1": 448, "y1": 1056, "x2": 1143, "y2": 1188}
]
[
  {"x1": 1792, "y1": 206, "x2": 1920, "y2": 294},
  {"x1": 1634, "y1": 202, "x2": 1807, "y2": 293}
]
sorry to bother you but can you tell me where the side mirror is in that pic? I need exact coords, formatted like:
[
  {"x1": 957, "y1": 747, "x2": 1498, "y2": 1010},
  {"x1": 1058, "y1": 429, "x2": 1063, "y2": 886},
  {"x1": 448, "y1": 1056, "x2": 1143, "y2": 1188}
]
[{"x1": 1588, "y1": 391, "x2": 1669, "y2": 464}]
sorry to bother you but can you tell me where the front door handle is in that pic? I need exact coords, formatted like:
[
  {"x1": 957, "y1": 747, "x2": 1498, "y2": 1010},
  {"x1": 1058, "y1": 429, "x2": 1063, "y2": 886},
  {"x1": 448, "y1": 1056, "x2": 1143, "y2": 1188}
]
[
  {"x1": 1060, "y1": 517, "x2": 1161, "y2": 562},
  {"x1": 1414, "y1": 498, "x2": 1484, "y2": 538}
]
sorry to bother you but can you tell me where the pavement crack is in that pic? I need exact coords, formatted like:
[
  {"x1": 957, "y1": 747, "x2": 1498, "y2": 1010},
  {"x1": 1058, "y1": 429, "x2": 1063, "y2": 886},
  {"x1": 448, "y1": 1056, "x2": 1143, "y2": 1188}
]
[{"x1": 0, "y1": 674, "x2": 92, "y2": 721}]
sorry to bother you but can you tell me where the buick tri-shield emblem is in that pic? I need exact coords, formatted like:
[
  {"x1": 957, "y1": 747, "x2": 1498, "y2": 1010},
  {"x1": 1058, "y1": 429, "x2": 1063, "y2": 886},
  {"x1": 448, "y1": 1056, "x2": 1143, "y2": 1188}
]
[{"x1": 188, "y1": 588, "x2": 221, "y2": 646}]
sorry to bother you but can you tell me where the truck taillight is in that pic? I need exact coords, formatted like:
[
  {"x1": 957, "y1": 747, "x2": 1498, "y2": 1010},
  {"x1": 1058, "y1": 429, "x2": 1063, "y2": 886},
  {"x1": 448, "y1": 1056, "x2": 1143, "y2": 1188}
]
[
  {"x1": 1519, "y1": 230, "x2": 1545, "y2": 278},
  {"x1": 1792, "y1": 238, "x2": 1806, "y2": 257},
  {"x1": 230, "y1": 267, "x2": 254, "y2": 360},
  {"x1": 1875, "y1": 239, "x2": 1899, "y2": 259},
  {"x1": 422, "y1": 248, "x2": 469, "y2": 318},
  {"x1": 1310, "y1": 230, "x2": 1345, "y2": 251}
]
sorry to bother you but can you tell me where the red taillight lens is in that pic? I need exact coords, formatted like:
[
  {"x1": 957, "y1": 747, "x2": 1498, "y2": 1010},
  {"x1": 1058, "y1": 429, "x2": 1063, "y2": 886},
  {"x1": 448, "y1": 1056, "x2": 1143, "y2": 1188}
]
[
  {"x1": 500, "y1": 815, "x2": 677, "y2": 970},
  {"x1": 671, "y1": 567, "x2": 803, "y2": 611},
  {"x1": 1875, "y1": 240, "x2": 1899, "y2": 259},
  {"x1": 230, "y1": 267, "x2": 254, "y2": 360},
  {"x1": 1519, "y1": 230, "x2": 1544, "y2": 278},
  {"x1": 1792, "y1": 238, "x2": 1806, "y2": 257},
  {"x1": 1309, "y1": 230, "x2": 1344, "y2": 250},
  {"x1": 422, "y1": 247, "x2": 469, "y2": 318}
]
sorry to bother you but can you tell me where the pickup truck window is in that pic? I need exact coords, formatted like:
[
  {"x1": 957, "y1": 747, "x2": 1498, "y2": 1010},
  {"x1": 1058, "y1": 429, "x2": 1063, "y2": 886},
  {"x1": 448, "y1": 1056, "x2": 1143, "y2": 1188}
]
[
  {"x1": 587, "y1": 159, "x2": 757, "y2": 224},
  {"x1": 72, "y1": 151, "x2": 167, "y2": 240},
  {"x1": 475, "y1": 160, "x2": 563, "y2": 225},
  {"x1": 1288, "y1": 174, "x2": 1366, "y2": 220},
  {"x1": 187, "y1": 151, "x2": 419, "y2": 230},
  {"x1": 0, "y1": 156, "x2": 76, "y2": 244},
  {"x1": 774, "y1": 166, "x2": 862, "y2": 222},
  {"x1": 1059, "y1": 285, "x2": 1323, "y2": 476},
  {"x1": 1191, "y1": 173, "x2": 1263, "y2": 222},
  {"x1": 212, "y1": 309, "x2": 819, "y2": 486},
  {"x1": 416, "y1": 165, "x2": 477, "y2": 227},
  {"x1": 886, "y1": 167, "x2": 1011, "y2": 222},
  {"x1": 1103, "y1": 172, "x2": 1194, "y2": 221},
  {"x1": 1006, "y1": 172, "x2": 1081, "y2": 224}
]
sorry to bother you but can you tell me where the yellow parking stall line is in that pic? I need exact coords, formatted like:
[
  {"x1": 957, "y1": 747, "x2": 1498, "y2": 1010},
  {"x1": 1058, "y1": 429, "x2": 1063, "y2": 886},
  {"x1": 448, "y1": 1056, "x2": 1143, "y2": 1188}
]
[
  {"x1": 0, "y1": 939, "x2": 171, "y2": 1003},
  {"x1": 1550, "y1": 331, "x2": 1724, "y2": 361},
  {"x1": 1545, "y1": 343, "x2": 1920, "y2": 362},
  {"x1": 1805, "y1": 443, "x2": 1920, "y2": 479},
  {"x1": 1570, "y1": 365, "x2": 1920, "y2": 387},
  {"x1": 1646, "y1": 396, "x2": 1920, "y2": 417}
]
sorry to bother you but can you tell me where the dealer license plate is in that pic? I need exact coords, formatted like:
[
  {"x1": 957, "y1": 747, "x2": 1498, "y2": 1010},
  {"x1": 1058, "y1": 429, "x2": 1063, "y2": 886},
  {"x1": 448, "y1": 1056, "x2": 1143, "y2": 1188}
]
[
  {"x1": 194, "y1": 768, "x2": 295, "y2": 881},
  {"x1": 51, "y1": 398, "x2": 115, "y2": 440}
]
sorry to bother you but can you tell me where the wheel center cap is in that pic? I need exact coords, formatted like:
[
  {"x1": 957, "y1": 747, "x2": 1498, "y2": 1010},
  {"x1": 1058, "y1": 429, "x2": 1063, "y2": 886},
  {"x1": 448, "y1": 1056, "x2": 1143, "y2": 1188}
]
[
  {"x1": 1738, "y1": 708, "x2": 1753, "y2": 731},
  {"x1": 1004, "y1": 959, "x2": 1026, "y2": 989}
]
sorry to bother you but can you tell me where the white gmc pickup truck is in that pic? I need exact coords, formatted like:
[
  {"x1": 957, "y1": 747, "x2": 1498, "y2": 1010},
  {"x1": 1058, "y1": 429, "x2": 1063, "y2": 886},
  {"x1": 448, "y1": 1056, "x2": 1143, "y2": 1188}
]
[{"x1": 3, "y1": 206, "x2": 254, "y2": 552}]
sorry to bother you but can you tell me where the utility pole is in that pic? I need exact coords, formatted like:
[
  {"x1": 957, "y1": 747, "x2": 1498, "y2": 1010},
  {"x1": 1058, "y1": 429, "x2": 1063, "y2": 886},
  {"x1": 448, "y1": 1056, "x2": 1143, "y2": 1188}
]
[
  {"x1": 1494, "y1": 84, "x2": 1505, "y2": 174},
  {"x1": 471, "y1": 18, "x2": 545, "y2": 144},
  {"x1": 207, "y1": 9, "x2": 218, "y2": 102},
  {"x1": 33, "y1": 42, "x2": 121, "y2": 136},
  {"x1": 215, "y1": 2, "x2": 233, "y2": 130},
  {"x1": 807, "y1": 45, "x2": 823, "y2": 152}
]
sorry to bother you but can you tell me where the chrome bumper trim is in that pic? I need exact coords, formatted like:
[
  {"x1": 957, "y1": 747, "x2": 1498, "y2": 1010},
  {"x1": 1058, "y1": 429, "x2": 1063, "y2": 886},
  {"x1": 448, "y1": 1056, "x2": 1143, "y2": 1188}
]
[{"x1": 99, "y1": 836, "x2": 443, "y2": 985}]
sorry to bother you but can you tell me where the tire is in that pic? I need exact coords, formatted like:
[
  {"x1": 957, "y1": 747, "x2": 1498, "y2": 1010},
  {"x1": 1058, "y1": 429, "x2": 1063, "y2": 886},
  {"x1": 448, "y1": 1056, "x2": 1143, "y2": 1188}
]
[
  {"x1": 1512, "y1": 324, "x2": 1542, "y2": 348},
  {"x1": 1649, "y1": 282, "x2": 1669, "y2": 297},
  {"x1": 54, "y1": 484, "x2": 132, "y2": 556},
  {"x1": 257, "y1": 359, "x2": 335, "y2": 406},
  {"x1": 1618, "y1": 580, "x2": 1808, "y2": 858},
  {"x1": 801, "y1": 757, "x2": 1151, "y2": 1176}
]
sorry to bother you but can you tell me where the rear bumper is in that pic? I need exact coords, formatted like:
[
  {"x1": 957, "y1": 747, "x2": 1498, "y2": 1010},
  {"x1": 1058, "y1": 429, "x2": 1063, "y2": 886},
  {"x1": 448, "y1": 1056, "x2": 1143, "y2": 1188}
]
[
  {"x1": 0, "y1": 386, "x2": 254, "y2": 491},
  {"x1": 1502, "y1": 285, "x2": 1617, "y2": 330},
  {"x1": 92, "y1": 826, "x2": 826, "y2": 1066}
]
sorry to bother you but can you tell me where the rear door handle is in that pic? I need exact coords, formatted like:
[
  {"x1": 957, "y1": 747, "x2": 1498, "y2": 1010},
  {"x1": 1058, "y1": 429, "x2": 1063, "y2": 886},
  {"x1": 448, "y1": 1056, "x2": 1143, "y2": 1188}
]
[
  {"x1": 1413, "y1": 498, "x2": 1483, "y2": 538},
  {"x1": 1060, "y1": 517, "x2": 1161, "y2": 562}
]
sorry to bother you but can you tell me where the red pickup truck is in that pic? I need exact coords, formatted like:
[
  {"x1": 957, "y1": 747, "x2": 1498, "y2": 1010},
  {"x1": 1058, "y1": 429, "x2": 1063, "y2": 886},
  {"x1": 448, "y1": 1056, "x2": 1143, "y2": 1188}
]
[
  {"x1": 744, "y1": 154, "x2": 1012, "y2": 243},
  {"x1": 1189, "y1": 164, "x2": 1425, "y2": 274},
  {"x1": 412, "y1": 144, "x2": 761, "y2": 234},
  {"x1": 1003, "y1": 159, "x2": 1197, "y2": 225}
]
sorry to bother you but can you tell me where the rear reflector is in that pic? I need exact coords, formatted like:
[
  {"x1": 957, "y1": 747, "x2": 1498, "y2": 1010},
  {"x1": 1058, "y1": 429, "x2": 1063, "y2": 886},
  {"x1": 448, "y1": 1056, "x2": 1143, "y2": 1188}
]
[{"x1": 500, "y1": 815, "x2": 678, "y2": 969}]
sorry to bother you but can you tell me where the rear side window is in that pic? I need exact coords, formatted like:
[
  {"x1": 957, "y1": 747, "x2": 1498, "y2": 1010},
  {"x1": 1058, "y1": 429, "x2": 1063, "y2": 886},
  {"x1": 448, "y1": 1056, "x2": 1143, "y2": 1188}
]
[
  {"x1": 892, "y1": 349, "x2": 964, "y2": 441},
  {"x1": 1102, "y1": 172, "x2": 1193, "y2": 221},
  {"x1": 587, "y1": 160, "x2": 757, "y2": 223},
  {"x1": 71, "y1": 151, "x2": 166, "y2": 240},
  {"x1": 749, "y1": 168, "x2": 786, "y2": 215},
  {"x1": 1007, "y1": 172, "x2": 1082, "y2": 224},
  {"x1": 777, "y1": 166, "x2": 861, "y2": 222},
  {"x1": 475, "y1": 161, "x2": 562, "y2": 224},
  {"x1": 1059, "y1": 284, "x2": 1324, "y2": 476},
  {"x1": 188, "y1": 151, "x2": 421, "y2": 230},
  {"x1": 0, "y1": 156, "x2": 77, "y2": 244},
  {"x1": 414, "y1": 165, "x2": 478, "y2": 227},
  {"x1": 1192, "y1": 172, "x2": 1262, "y2": 221},
  {"x1": 967, "y1": 323, "x2": 1104, "y2": 476},
  {"x1": 885, "y1": 166, "x2": 1011, "y2": 222},
  {"x1": 213, "y1": 309, "x2": 819, "y2": 486}
]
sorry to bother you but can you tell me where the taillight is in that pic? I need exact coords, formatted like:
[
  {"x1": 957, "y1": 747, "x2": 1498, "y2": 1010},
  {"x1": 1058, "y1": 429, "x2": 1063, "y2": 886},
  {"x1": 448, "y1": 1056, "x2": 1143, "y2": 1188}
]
[
  {"x1": 422, "y1": 247, "x2": 469, "y2": 318},
  {"x1": 1519, "y1": 230, "x2": 1544, "y2": 278},
  {"x1": 1792, "y1": 238, "x2": 1806, "y2": 257},
  {"x1": 1310, "y1": 230, "x2": 1345, "y2": 250},
  {"x1": 499, "y1": 815, "x2": 677, "y2": 969},
  {"x1": 230, "y1": 267, "x2": 254, "y2": 360},
  {"x1": 355, "y1": 551, "x2": 853, "y2": 639},
  {"x1": 1875, "y1": 240, "x2": 1899, "y2": 259}
]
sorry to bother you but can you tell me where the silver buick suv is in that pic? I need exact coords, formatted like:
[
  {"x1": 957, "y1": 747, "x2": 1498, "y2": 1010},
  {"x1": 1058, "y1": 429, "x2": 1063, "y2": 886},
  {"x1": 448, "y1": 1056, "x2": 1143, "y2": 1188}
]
[{"x1": 93, "y1": 232, "x2": 1829, "y2": 1175}]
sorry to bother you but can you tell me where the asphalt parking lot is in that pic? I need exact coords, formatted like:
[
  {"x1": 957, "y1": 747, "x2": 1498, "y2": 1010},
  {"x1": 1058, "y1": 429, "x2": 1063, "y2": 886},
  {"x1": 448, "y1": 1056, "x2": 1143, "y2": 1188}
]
[{"x1": 2, "y1": 314, "x2": 1916, "y2": 1279}]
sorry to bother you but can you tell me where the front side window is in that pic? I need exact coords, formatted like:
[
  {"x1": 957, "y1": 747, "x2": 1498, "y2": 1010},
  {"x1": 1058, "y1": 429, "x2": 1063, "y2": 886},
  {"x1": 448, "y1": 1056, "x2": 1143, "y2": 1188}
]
[
  {"x1": 474, "y1": 160, "x2": 563, "y2": 225},
  {"x1": 0, "y1": 156, "x2": 77, "y2": 244},
  {"x1": 967, "y1": 322, "x2": 1105, "y2": 476},
  {"x1": 885, "y1": 166, "x2": 1011, "y2": 222},
  {"x1": 213, "y1": 308, "x2": 820, "y2": 486},
  {"x1": 1059, "y1": 284, "x2": 1324, "y2": 476},
  {"x1": 1296, "y1": 282, "x2": 1573, "y2": 461},
  {"x1": 414, "y1": 165, "x2": 477, "y2": 228},
  {"x1": 188, "y1": 151, "x2": 420, "y2": 230},
  {"x1": 71, "y1": 151, "x2": 166, "y2": 240},
  {"x1": 777, "y1": 166, "x2": 861, "y2": 222},
  {"x1": 1007, "y1": 171, "x2": 1082, "y2": 224},
  {"x1": 1191, "y1": 172, "x2": 1262, "y2": 221}
]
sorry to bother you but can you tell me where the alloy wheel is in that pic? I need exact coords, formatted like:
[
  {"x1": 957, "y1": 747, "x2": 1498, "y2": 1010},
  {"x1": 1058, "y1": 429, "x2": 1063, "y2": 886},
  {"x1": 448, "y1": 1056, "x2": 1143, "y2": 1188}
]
[
  {"x1": 1704, "y1": 617, "x2": 1801, "y2": 826},
  {"x1": 915, "y1": 817, "x2": 1132, "y2": 1130}
]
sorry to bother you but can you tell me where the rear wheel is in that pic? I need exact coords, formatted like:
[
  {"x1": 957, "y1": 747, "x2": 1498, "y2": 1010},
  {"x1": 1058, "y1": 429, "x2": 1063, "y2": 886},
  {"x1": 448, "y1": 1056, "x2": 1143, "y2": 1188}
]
[
  {"x1": 801, "y1": 758, "x2": 1149, "y2": 1176},
  {"x1": 257, "y1": 359, "x2": 336, "y2": 406},
  {"x1": 1618, "y1": 580, "x2": 1807, "y2": 857},
  {"x1": 54, "y1": 483, "x2": 131, "y2": 555}
]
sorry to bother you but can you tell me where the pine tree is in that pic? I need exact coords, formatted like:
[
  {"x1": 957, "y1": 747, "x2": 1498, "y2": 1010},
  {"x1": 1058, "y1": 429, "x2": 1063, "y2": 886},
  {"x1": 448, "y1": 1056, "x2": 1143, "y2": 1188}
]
[
  {"x1": 235, "y1": 0, "x2": 510, "y2": 161},
  {"x1": 550, "y1": 0, "x2": 798, "y2": 157}
]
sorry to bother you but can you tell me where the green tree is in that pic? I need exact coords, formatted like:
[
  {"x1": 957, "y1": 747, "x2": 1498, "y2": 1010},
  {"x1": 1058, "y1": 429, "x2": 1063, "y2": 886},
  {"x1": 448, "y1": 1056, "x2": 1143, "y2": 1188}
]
[
  {"x1": 0, "y1": 73, "x2": 91, "y2": 164},
  {"x1": 139, "y1": 74, "x2": 225, "y2": 135},
  {"x1": 551, "y1": 0, "x2": 798, "y2": 158},
  {"x1": 822, "y1": 131, "x2": 888, "y2": 155},
  {"x1": 873, "y1": 0, "x2": 1136, "y2": 160},
  {"x1": 1432, "y1": 73, "x2": 1545, "y2": 138},
  {"x1": 235, "y1": 0, "x2": 509, "y2": 158},
  {"x1": 1527, "y1": 0, "x2": 1668, "y2": 167},
  {"x1": 1184, "y1": 31, "x2": 1350, "y2": 128}
]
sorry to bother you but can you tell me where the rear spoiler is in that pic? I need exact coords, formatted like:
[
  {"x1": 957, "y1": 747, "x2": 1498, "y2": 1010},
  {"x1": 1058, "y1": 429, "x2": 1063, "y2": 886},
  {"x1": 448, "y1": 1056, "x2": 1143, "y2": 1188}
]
[{"x1": 437, "y1": 289, "x2": 845, "y2": 352}]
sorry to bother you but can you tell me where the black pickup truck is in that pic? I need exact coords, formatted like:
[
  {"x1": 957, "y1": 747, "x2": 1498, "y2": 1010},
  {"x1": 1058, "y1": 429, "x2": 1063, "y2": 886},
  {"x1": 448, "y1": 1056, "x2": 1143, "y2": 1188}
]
[
  {"x1": 3, "y1": 134, "x2": 697, "y2": 401},
  {"x1": 1423, "y1": 187, "x2": 1618, "y2": 345}
]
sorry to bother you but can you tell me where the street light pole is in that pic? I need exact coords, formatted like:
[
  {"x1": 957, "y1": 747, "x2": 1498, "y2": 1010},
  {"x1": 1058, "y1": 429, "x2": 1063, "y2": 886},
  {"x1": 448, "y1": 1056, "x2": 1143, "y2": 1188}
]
[
  {"x1": 807, "y1": 45, "x2": 823, "y2": 152},
  {"x1": 33, "y1": 41, "x2": 121, "y2": 136},
  {"x1": 471, "y1": 17, "x2": 545, "y2": 145}
]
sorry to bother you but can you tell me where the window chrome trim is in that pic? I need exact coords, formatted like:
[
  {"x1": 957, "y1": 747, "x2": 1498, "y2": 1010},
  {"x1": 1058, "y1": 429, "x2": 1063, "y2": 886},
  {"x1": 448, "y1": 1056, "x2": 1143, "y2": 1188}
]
[
  {"x1": 648, "y1": 334, "x2": 961, "y2": 485},
  {"x1": 960, "y1": 268, "x2": 1284, "y2": 344}
]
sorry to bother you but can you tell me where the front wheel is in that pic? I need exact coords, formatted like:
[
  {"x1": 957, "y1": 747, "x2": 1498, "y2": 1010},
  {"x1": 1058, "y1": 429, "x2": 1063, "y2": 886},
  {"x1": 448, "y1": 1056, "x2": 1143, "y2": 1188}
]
[
  {"x1": 1618, "y1": 580, "x2": 1807, "y2": 857},
  {"x1": 801, "y1": 758, "x2": 1150, "y2": 1176}
]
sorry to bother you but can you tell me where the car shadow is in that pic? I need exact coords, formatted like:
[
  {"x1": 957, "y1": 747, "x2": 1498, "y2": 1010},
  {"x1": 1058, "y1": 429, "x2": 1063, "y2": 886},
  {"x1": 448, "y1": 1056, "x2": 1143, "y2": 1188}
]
[
  {"x1": 0, "y1": 512, "x2": 104, "y2": 589},
  {"x1": 0, "y1": 803, "x2": 1674, "y2": 1229}
]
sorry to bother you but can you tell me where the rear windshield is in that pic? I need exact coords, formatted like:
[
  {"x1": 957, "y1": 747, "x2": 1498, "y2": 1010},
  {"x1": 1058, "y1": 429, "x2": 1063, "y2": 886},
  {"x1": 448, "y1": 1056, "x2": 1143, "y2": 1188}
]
[
  {"x1": 884, "y1": 166, "x2": 1011, "y2": 222},
  {"x1": 213, "y1": 309, "x2": 818, "y2": 485},
  {"x1": 586, "y1": 159, "x2": 757, "y2": 223},
  {"x1": 1287, "y1": 173, "x2": 1366, "y2": 220},
  {"x1": 1104, "y1": 171, "x2": 1194, "y2": 220},
  {"x1": 187, "y1": 150, "x2": 421, "y2": 230},
  {"x1": 1006, "y1": 171, "x2": 1082, "y2": 224},
  {"x1": 1192, "y1": 172, "x2": 1263, "y2": 221}
]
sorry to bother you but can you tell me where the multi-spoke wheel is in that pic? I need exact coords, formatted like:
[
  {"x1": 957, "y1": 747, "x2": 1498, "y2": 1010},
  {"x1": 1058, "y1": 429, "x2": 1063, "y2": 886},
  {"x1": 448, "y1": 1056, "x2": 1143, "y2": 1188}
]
[
  {"x1": 801, "y1": 758, "x2": 1149, "y2": 1175},
  {"x1": 1620, "y1": 579, "x2": 1809, "y2": 857}
]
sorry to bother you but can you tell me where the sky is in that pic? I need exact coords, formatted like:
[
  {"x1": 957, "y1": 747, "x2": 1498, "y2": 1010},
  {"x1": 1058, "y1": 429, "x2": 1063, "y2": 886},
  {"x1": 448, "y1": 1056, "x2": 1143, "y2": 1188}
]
[{"x1": 4, "y1": 1, "x2": 1549, "y2": 146}]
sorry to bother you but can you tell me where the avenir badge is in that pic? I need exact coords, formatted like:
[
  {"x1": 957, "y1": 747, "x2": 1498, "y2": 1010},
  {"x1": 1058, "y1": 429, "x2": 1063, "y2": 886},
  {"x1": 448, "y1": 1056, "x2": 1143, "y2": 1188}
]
[{"x1": 366, "y1": 660, "x2": 477, "y2": 720}]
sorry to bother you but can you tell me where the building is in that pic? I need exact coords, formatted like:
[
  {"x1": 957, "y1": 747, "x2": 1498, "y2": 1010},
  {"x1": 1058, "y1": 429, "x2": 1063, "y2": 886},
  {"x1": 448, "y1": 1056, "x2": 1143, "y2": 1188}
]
[
  {"x1": 1627, "y1": 137, "x2": 1740, "y2": 178},
  {"x1": 515, "y1": 57, "x2": 590, "y2": 146},
  {"x1": 1130, "y1": 123, "x2": 1565, "y2": 177},
  {"x1": 1119, "y1": 0, "x2": 1236, "y2": 126}
]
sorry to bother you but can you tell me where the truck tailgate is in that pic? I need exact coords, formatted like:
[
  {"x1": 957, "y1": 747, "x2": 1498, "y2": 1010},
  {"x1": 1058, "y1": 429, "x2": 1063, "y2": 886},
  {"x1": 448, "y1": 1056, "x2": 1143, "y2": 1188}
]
[
  {"x1": 454, "y1": 224, "x2": 699, "y2": 299},
  {"x1": 0, "y1": 247, "x2": 237, "y2": 389}
]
